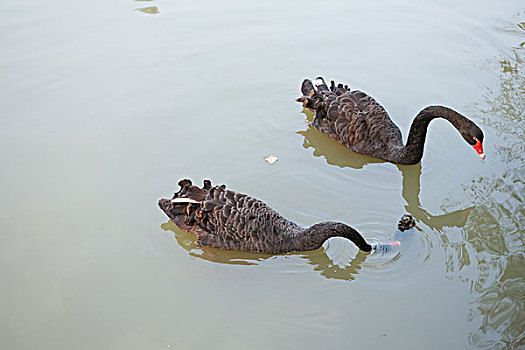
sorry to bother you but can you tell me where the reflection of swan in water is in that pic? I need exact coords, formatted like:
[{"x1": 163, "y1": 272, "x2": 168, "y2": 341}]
[
  {"x1": 134, "y1": 6, "x2": 159, "y2": 15},
  {"x1": 298, "y1": 109, "x2": 472, "y2": 230},
  {"x1": 134, "y1": 0, "x2": 159, "y2": 15},
  {"x1": 161, "y1": 220, "x2": 269, "y2": 266},
  {"x1": 298, "y1": 248, "x2": 371, "y2": 281},
  {"x1": 161, "y1": 220, "x2": 376, "y2": 281},
  {"x1": 398, "y1": 162, "x2": 472, "y2": 230}
]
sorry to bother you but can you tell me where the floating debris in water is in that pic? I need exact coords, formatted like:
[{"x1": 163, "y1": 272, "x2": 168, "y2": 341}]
[
  {"x1": 398, "y1": 214, "x2": 416, "y2": 231},
  {"x1": 264, "y1": 155, "x2": 279, "y2": 164}
]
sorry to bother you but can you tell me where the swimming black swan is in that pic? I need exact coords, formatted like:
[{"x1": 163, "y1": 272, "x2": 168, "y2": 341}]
[
  {"x1": 296, "y1": 77, "x2": 485, "y2": 165},
  {"x1": 158, "y1": 179, "x2": 406, "y2": 254}
]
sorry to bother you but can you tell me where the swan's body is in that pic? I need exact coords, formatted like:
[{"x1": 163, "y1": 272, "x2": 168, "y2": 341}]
[
  {"x1": 158, "y1": 179, "x2": 401, "y2": 253},
  {"x1": 297, "y1": 77, "x2": 485, "y2": 165}
]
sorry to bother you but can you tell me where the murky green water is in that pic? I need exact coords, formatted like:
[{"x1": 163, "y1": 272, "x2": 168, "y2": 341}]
[{"x1": 1, "y1": 0, "x2": 524, "y2": 349}]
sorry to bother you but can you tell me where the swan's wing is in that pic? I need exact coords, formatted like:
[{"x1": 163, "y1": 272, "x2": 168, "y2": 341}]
[
  {"x1": 199, "y1": 185, "x2": 293, "y2": 242},
  {"x1": 313, "y1": 88, "x2": 404, "y2": 157}
]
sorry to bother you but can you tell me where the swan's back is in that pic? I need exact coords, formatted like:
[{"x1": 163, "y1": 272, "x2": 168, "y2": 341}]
[
  {"x1": 158, "y1": 179, "x2": 300, "y2": 253},
  {"x1": 299, "y1": 77, "x2": 404, "y2": 160}
]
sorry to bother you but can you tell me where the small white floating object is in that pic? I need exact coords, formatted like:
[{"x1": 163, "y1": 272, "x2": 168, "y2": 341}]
[{"x1": 264, "y1": 155, "x2": 279, "y2": 164}]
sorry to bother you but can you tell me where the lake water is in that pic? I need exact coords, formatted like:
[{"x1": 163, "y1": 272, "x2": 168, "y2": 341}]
[{"x1": 1, "y1": 0, "x2": 524, "y2": 349}]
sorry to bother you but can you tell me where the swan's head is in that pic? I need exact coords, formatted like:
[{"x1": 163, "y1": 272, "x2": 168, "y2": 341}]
[{"x1": 460, "y1": 122, "x2": 485, "y2": 160}]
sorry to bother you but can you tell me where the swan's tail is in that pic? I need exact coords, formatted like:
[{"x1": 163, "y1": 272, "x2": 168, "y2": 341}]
[
  {"x1": 296, "y1": 76, "x2": 329, "y2": 110},
  {"x1": 298, "y1": 76, "x2": 329, "y2": 97},
  {"x1": 300, "y1": 78, "x2": 315, "y2": 97},
  {"x1": 158, "y1": 179, "x2": 211, "y2": 225},
  {"x1": 296, "y1": 76, "x2": 353, "y2": 110},
  {"x1": 313, "y1": 76, "x2": 330, "y2": 92}
]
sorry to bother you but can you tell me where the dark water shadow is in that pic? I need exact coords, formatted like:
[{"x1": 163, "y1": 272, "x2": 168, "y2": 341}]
[
  {"x1": 160, "y1": 220, "x2": 373, "y2": 281},
  {"x1": 297, "y1": 108, "x2": 472, "y2": 231}
]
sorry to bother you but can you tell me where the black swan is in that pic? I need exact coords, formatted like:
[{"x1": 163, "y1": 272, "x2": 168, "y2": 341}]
[
  {"x1": 158, "y1": 179, "x2": 410, "y2": 254},
  {"x1": 296, "y1": 77, "x2": 485, "y2": 165}
]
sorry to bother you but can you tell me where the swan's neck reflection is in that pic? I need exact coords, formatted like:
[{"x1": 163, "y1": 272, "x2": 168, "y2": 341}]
[
  {"x1": 161, "y1": 220, "x2": 370, "y2": 281},
  {"x1": 298, "y1": 109, "x2": 471, "y2": 231},
  {"x1": 299, "y1": 247, "x2": 369, "y2": 281},
  {"x1": 397, "y1": 163, "x2": 472, "y2": 230}
]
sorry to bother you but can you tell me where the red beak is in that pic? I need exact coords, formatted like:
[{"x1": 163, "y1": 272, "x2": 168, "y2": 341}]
[{"x1": 473, "y1": 139, "x2": 485, "y2": 159}]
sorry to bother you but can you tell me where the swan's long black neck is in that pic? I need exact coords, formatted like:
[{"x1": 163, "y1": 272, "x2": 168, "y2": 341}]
[
  {"x1": 397, "y1": 106, "x2": 468, "y2": 165},
  {"x1": 297, "y1": 222, "x2": 372, "y2": 252}
]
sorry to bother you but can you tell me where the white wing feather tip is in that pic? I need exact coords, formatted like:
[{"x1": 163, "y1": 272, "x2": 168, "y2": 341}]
[{"x1": 171, "y1": 198, "x2": 200, "y2": 204}]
